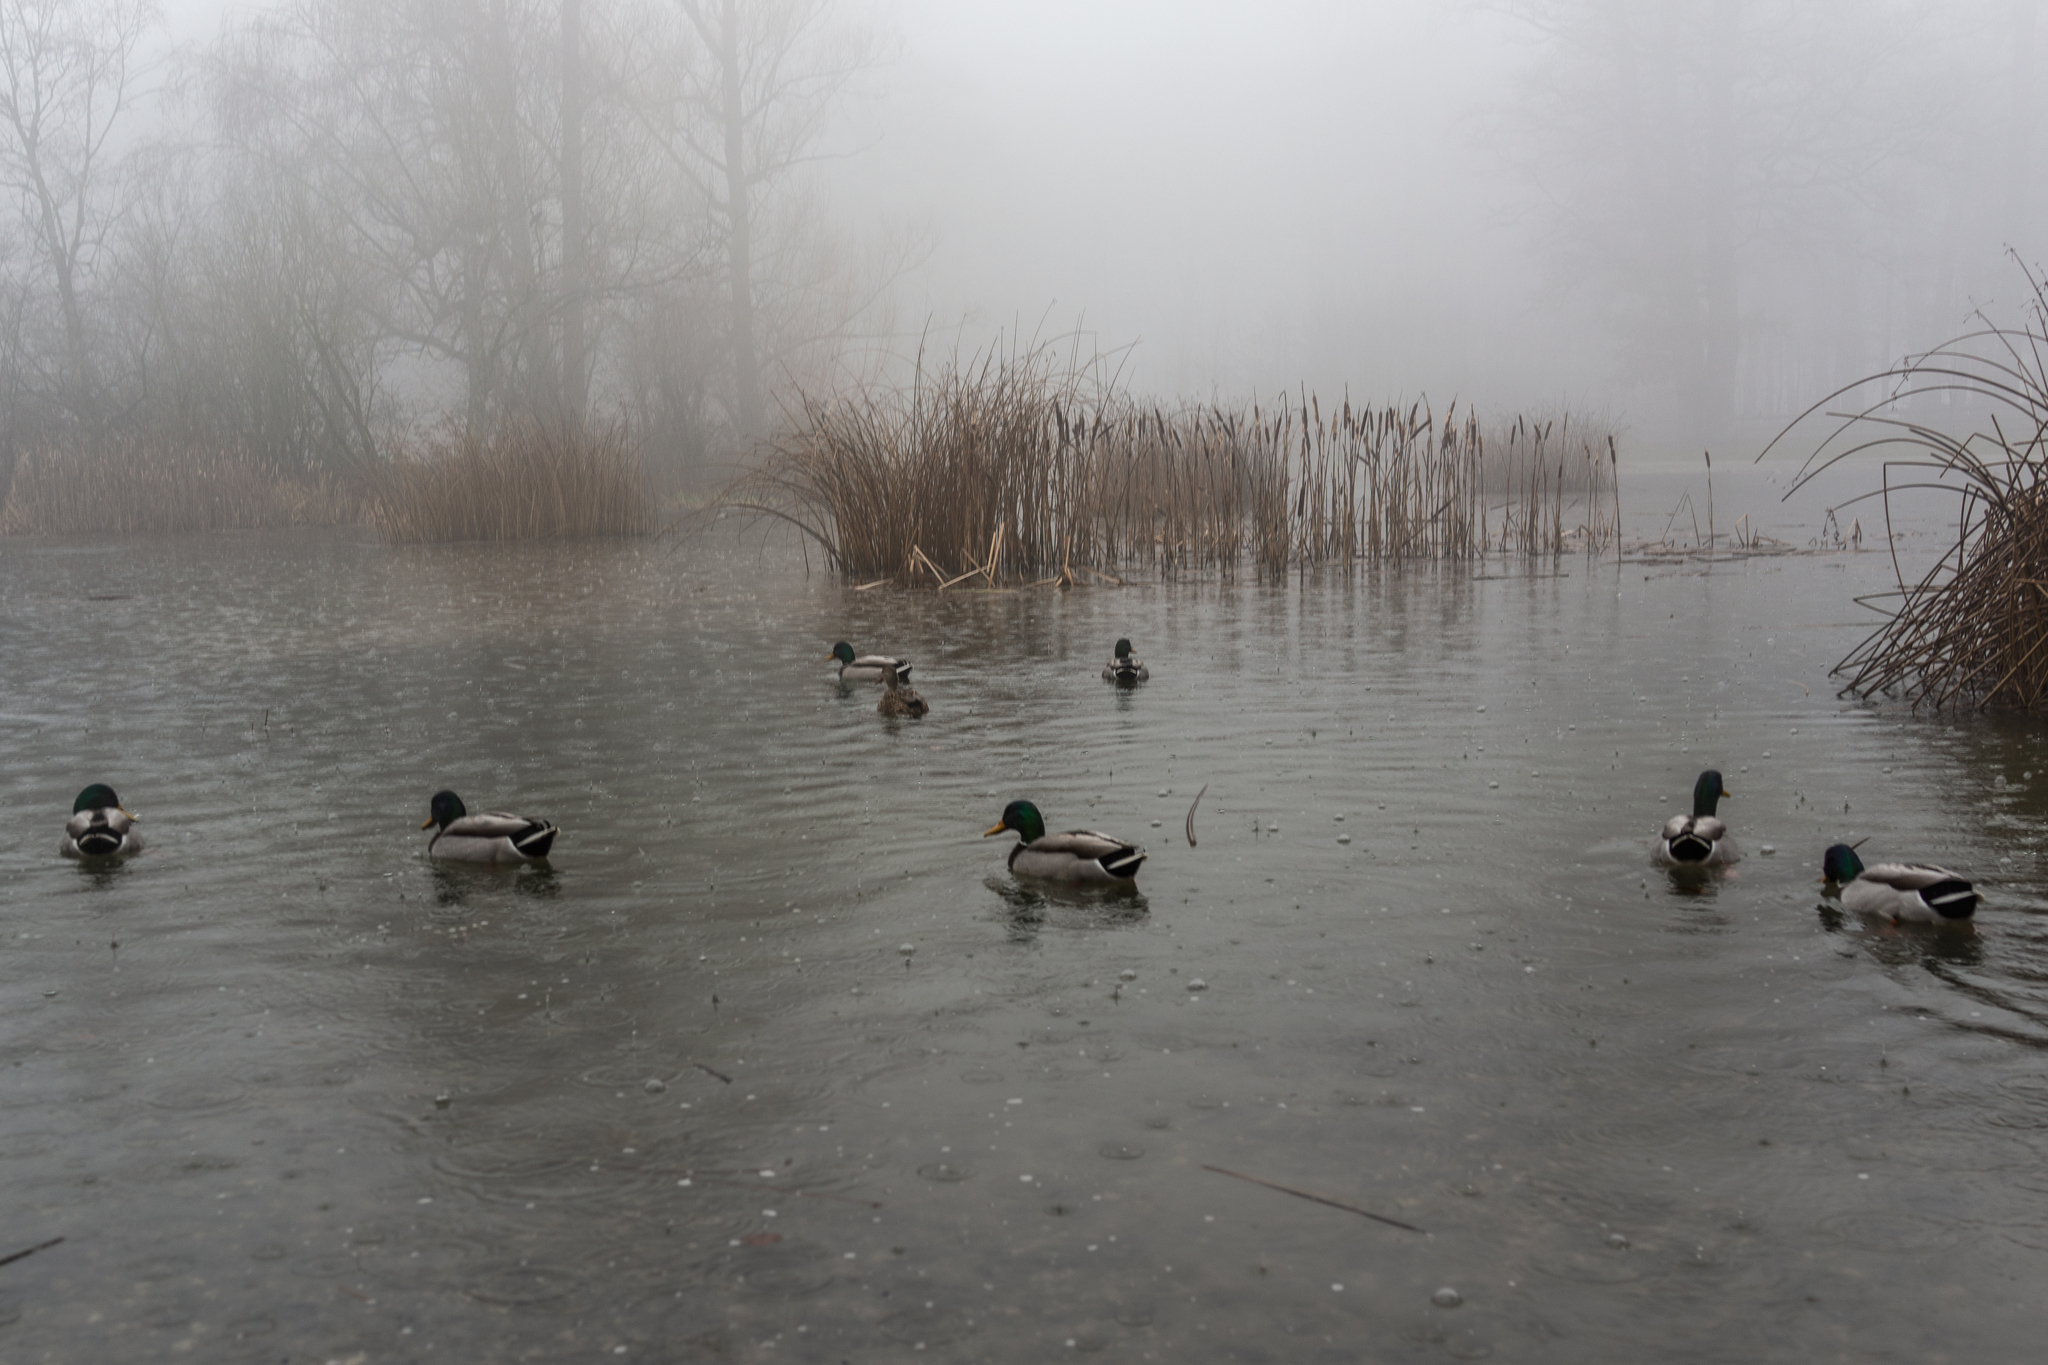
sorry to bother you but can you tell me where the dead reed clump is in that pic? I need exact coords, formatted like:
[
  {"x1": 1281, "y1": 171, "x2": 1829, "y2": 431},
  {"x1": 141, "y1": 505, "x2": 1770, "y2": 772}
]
[
  {"x1": 721, "y1": 340, "x2": 1622, "y2": 584},
  {"x1": 1773, "y1": 262, "x2": 2048, "y2": 710},
  {"x1": 373, "y1": 420, "x2": 655, "y2": 543},
  {"x1": 0, "y1": 433, "x2": 365, "y2": 535}
]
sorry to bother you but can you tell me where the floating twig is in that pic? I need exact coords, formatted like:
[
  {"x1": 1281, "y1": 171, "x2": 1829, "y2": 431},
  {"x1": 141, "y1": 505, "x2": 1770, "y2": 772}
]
[
  {"x1": 0, "y1": 1237, "x2": 62, "y2": 1269},
  {"x1": 1185, "y1": 784, "x2": 1208, "y2": 848},
  {"x1": 1201, "y1": 1164, "x2": 1424, "y2": 1233},
  {"x1": 694, "y1": 1062, "x2": 733, "y2": 1084}
]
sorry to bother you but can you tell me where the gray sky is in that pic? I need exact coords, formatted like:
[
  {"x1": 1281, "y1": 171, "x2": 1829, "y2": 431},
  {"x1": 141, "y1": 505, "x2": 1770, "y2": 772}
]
[{"x1": 832, "y1": 1, "x2": 1545, "y2": 405}]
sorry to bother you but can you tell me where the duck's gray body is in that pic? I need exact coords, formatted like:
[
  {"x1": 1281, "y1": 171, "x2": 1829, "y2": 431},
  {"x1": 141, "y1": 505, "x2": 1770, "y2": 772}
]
[
  {"x1": 1839, "y1": 861, "x2": 1978, "y2": 923},
  {"x1": 429, "y1": 812, "x2": 558, "y2": 863},
  {"x1": 60, "y1": 806, "x2": 142, "y2": 859},
  {"x1": 1008, "y1": 831, "x2": 1145, "y2": 882}
]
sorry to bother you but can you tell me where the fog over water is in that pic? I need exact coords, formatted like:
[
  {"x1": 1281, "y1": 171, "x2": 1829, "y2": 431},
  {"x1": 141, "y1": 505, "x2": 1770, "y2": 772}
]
[{"x1": 117, "y1": 0, "x2": 2043, "y2": 457}]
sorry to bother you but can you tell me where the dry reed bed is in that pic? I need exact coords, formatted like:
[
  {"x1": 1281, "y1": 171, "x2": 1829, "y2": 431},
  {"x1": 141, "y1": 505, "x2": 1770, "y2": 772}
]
[
  {"x1": 372, "y1": 422, "x2": 654, "y2": 543},
  {"x1": 1775, "y1": 266, "x2": 2048, "y2": 710},
  {"x1": 725, "y1": 346, "x2": 1620, "y2": 584},
  {"x1": 0, "y1": 435, "x2": 364, "y2": 535}
]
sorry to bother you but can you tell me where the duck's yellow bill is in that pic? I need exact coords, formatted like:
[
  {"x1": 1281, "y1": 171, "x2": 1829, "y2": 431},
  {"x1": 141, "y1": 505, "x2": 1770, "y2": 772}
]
[
  {"x1": 420, "y1": 816, "x2": 437, "y2": 829},
  {"x1": 982, "y1": 822, "x2": 1007, "y2": 837}
]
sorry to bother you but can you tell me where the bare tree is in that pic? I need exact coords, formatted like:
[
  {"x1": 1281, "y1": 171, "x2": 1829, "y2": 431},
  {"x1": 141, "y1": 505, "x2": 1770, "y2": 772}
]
[
  {"x1": 0, "y1": 0, "x2": 160, "y2": 424},
  {"x1": 641, "y1": 0, "x2": 873, "y2": 436}
]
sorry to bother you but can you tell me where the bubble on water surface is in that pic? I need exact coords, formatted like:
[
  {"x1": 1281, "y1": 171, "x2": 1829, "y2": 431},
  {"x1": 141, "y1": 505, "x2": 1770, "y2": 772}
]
[{"x1": 1432, "y1": 1287, "x2": 1463, "y2": 1307}]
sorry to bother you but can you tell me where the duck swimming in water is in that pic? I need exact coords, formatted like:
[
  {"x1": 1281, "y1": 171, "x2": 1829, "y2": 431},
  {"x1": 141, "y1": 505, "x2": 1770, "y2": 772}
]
[
  {"x1": 878, "y1": 668, "x2": 928, "y2": 718},
  {"x1": 983, "y1": 800, "x2": 1145, "y2": 883},
  {"x1": 60, "y1": 783, "x2": 142, "y2": 859},
  {"x1": 1102, "y1": 638, "x2": 1149, "y2": 685},
  {"x1": 1655, "y1": 769, "x2": 1737, "y2": 867},
  {"x1": 828, "y1": 641, "x2": 911, "y2": 685},
  {"x1": 421, "y1": 790, "x2": 558, "y2": 863},
  {"x1": 1822, "y1": 843, "x2": 1978, "y2": 925}
]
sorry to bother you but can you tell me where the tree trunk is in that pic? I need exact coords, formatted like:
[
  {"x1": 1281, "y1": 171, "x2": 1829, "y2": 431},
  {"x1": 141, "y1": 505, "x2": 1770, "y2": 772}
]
[
  {"x1": 560, "y1": 0, "x2": 588, "y2": 430},
  {"x1": 717, "y1": 0, "x2": 764, "y2": 436},
  {"x1": 484, "y1": 0, "x2": 554, "y2": 417}
]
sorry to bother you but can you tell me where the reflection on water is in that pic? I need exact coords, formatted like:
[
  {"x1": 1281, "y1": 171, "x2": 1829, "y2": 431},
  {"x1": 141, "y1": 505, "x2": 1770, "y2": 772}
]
[{"x1": 3, "y1": 526, "x2": 2048, "y2": 1361}]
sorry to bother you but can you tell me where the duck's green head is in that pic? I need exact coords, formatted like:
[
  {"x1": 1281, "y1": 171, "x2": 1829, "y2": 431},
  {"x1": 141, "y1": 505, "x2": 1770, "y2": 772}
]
[
  {"x1": 1692, "y1": 770, "x2": 1730, "y2": 818},
  {"x1": 1822, "y1": 843, "x2": 1864, "y2": 882},
  {"x1": 984, "y1": 800, "x2": 1046, "y2": 843},
  {"x1": 73, "y1": 783, "x2": 123, "y2": 814},
  {"x1": 1113, "y1": 638, "x2": 1134, "y2": 660},
  {"x1": 828, "y1": 641, "x2": 856, "y2": 665},
  {"x1": 423, "y1": 789, "x2": 467, "y2": 830}
]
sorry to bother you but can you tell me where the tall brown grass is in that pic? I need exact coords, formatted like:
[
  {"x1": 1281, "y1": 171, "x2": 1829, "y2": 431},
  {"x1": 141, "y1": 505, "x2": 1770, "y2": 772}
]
[
  {"x1": 372, "y1": 420, "x2": 654, "y2": 543},
  {"x1": 1775, "y1": 263, "x2": 2048, "y2": 710},
  {"x1": 722, "y1": 343, "x2": 1619, "y2": 583},
  {"x1": 0, "y1": 433, "x2": 364, "y2": 535}
]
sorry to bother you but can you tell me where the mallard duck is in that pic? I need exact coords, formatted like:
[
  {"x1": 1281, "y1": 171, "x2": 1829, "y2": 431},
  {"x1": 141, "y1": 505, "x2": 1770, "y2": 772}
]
[
  {"x1": 829, "y1": 641, "x2": 911, "y2": 685},
  {"x1": 60, "y1": 783, "x2": 142, "y2": 859},
  {"x1": 421, "y1": 790, "x2": 558, "y2": 863},
  {"x1": 1655, "y1": 769, "x2": 1737, "y2": 867},
  {"x1": 1103, "y1": 637, "x2": 1149, "y2": 685},
  {"x1": 983, "y1": 799, "x2": 1145, "y2": 882},
  {"x1": 878, "y1": 668, "x2": 928, "y2": 718},
  {"x1": 1823, "y1": 843, "x2": 1978, "y2": 924}
]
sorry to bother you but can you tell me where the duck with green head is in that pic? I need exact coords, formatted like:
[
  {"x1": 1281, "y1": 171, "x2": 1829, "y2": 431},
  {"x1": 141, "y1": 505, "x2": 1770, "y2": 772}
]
[
  {"x1": 828, "y1": 641, "x2": 911, "y2": 686},
  {"x1": 1102, "y1": 638, "x2": 1149, "y2": 685},
  {"x1": 1823, "y1": 843, "x2": 1977, "y2": 925},
  {"x1": 1655, "y1": 769, "x2": 1737, "y2": 867},
  {"x1": 983, "y1": 800, "x2": 1145, "y2": 882},
  {"x1": 61, "y1": 783, "x2": 142, "y2": 859},
  {"x1": 421, "y1": 790, "x2": 558, "y2": 864}
]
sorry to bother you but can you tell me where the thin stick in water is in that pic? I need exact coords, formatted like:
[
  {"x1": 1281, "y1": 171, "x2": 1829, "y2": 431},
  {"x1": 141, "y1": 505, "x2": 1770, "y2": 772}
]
[
  {"x1": 1185, "y1": 784, "x2": 1208, "y2": 848},
  {"x1": 1201, "y1": 1164, "x2": 1423, "y2": 1233},
  {"x1": 0, "y1": 1237, "x2": 64, "y2": 1269}
]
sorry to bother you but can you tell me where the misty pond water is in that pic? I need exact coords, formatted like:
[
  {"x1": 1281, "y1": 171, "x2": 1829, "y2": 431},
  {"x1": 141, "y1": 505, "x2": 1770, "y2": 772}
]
[{"x1": 4, "y1": 478, "x2": 2048, "y2": 1362}]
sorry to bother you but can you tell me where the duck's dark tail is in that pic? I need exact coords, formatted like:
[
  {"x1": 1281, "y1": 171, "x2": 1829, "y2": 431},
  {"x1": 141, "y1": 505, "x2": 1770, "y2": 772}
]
[
  {"x1": 1667, "y1": 832, "x2": 1714, "y2": 863},
  {"x1": 514, "y1": 821, "x2": 559, "y2": 859},
  {"x1": 1100, "y1": 845, "x2": 1146, "y2": 879},
  {"x1": 1924, "y1": 878, "x2": 1977, "y2": 919},
  {"x1": 75, "y1": 823, "x2": 125, "y2": 857}
]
